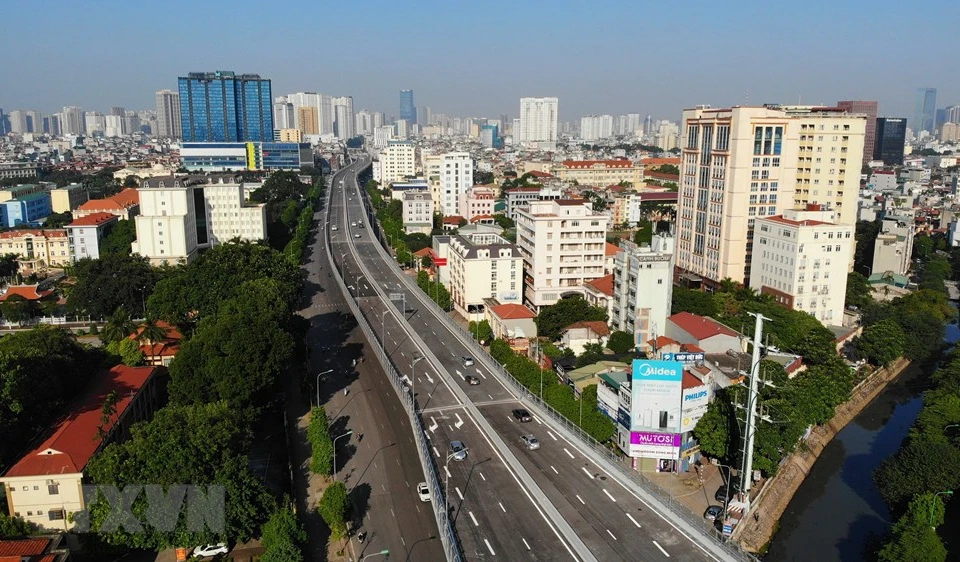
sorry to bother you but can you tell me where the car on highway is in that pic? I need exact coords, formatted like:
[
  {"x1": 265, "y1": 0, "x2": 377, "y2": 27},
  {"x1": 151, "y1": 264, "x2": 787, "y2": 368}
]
[
  {"x1": 417, "y1": 482, "x2": 431, "y2": 502},
  {"x1": 703, "y1": 505, "x2": 724, "y2": 521},
  {"x1": 450, "y1": 440, "x2": 467, "y2": 461},
  {"x1": 461, "y1": 356, "x2": 474, "y2": 367},
  {"x1": 354, "y1": 233, "x2": 361, "y2": 239},
  {"x1": 331, "y1": 225, "x2": 338, "y2": 231},
  {"x1": 193, "y1": 543, "x2": 228, "y2": 557},
  {"x1": 512, "y1": 408, "x2": 533, "y2": 423},
  {"x1": 465, "y1": 375, "x2": 480, "y2": 385},
  {"x1": 520, "y1": 434, "x2": 540, "y2": 450}
]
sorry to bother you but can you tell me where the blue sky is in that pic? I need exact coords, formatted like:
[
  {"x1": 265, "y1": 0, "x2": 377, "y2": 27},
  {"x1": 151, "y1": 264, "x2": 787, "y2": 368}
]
[{"x1": 2, "y1": 0, "x2": 957, "y2": 123}]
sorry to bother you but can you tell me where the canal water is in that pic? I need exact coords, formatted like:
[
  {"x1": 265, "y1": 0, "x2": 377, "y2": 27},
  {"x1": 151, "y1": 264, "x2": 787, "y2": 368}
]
[{"x1": 765, "y1": 320, "x2": 960, "y2": 561}]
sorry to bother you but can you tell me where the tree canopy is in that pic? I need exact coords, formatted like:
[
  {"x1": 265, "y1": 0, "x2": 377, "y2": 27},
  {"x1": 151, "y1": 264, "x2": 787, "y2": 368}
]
[
  {"x1": 99, "y1": 220, "x2": 137, "y2": 256},
  {"x1": 877, "y1": 493, "x2": 949, "y2": 562},
  {"x1": 535, "y1": 295, "x2": 608, "y2": 340},
  {"x1": 69, "y1": 253, "x2": 158, "y2": 318}
]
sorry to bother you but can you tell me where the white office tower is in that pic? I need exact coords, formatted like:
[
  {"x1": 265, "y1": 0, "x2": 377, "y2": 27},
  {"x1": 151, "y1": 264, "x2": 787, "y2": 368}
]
[
  {"x1": 378, "y1": 141, "x2": 416, "y2": 185},
  {"x1": 61, "y1": 106, "x2": 84, "y2": 135},
  {"x1": 84, "y1": 112, "x2": 106, "y2": 135},
  {"x1": 516, "y1": 199, "x2": 609, "y2": 310},
  {"x1": 156, "y1": 90, "x2": 181, "y2": 138},
  {"x1": 372, "y1": 112, "x2": 385, "y2": 129},
  {"x1": 274, "y1": 96, "x2": 295, "y2": 130},
  {"x1": 627, "y1": 113, "x2": 642, "y2": 136},
  {"x1": 396, "y1": 119, "x2": 409, "y2": 140},
  {"x1": 320, "y1": 95, "x2": 334, "y2": 135},
  {"x1": 581, "y1": 114, "x2": 614, "y2": 141},
  {"x1": 104, "y1": 115, "x2": 125, "y2": 137},
  {"x1": 373, "y1": 125, "x2": 394, "y2": 149},
  {"x1": 439, "y1": 152, "x2": 474, "y2": 216},
  {"x1": 332, "y1": 96, "x2": 355, "y2": 139},
  {"x1": 518, "y1": 97, "x2": 559, "y2": 149},
  {"x1": 355, "y1": 111, "x2": 373, "y2": 135},
  {"x1": 748, "y1": 206, "x2": 853, "y2": 325},
  {"x1": 610, "y1": 235, "x2": 675, "y2": 349}
]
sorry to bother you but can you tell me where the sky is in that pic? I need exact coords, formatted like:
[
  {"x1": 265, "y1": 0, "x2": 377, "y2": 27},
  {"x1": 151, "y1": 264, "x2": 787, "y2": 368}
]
[{"x1": 2, "y1": 0, "x2": 958, "y2": 124}]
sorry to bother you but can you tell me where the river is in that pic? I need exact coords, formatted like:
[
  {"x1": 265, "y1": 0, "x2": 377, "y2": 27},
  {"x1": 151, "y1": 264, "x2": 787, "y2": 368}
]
[{"x1": 765, "y1": 320, "x2": 960, "y2": 561}]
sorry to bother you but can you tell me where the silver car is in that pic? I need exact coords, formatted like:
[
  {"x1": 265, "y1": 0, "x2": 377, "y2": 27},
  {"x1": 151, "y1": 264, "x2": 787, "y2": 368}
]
[
  {"x1": 520, "y1": 434, "x2": 540, "y2": 450},
  {"x1": 450, "y1": 440, "x2": 467, "y2": 461}
]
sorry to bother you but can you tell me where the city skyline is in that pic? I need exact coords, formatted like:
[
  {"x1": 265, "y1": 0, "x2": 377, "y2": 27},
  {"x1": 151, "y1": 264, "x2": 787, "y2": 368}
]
[{"x1": 2, "y1": 0, "x2": 958, "y2": 123}]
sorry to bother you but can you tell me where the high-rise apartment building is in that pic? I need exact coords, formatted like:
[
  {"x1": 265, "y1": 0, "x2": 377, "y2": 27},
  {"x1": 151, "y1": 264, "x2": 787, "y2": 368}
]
[
  {"x1": 516, "y1": 199, "x2": 609, "y2": 310},
  {"x1": 439, "y1": 152, "x2": 473, "y2": 216},
  {"x1": 355, "y1": 111, "x2": 373, "y2": 135},
  {"x1": 837, "y1": 100, "x2": 877, "y2": 165},
  {"x1": 7, "y1": 111, "x2": 28, "y2": 134},
  {"x1": 518, "y1": 97, "x2": 559, "y2": 149},
  {"x1": 273, "y1": 96, "x2": 295, "y2": 130},
  {"x1": 945, "y1": 105, "x2": 960, "y2": 125},
  {"x1": 675, "y1": 105, "x2": 864, "y2": 287},
  {"x1": 610, "y1": 236, "x2": 675, "y2": 351},
  {"x1": 874, "y1": 118, "x2": 907, "y2": 165},
  {"x1": 400, "y1": 90, "x2": 416, "y2": 124},
  {"x1": 332, "y1": 96, "x2": 355, "y2": 139},
  {"x1": 156, "y1": 90, "x2": 182, "y2": 138},
  {"x1": 749, "y1": 206, "x2": 853, "y2": 325},
  {"x1": 61, "y1": 106, "x2": 84, "y2": 135},
  {"x1": 378, "y1": 141, "x2": 416, "y2": 185},
  {"x1": 914, "y1": 87, "x2": 937, "y2": 135},
  {"x1": 297, "y1": 106, "x2": 319, "y2": 136},
  {"x1": 581, "y1": 115, "x2": 614, "y2": 141},
  {"x1": 84, "y1": 112, "x2": 105, "y2": 135},
  {"x1": 178, "y1": 71, "x2": 273, "y2": 142},
  {"x1": 373, "y1": 125, "x2": 393, "y2": 149}
]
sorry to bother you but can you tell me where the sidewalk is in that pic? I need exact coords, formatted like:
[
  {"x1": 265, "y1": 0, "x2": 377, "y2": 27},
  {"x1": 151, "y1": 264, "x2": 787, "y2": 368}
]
[{"x1": 643, "y1": 461, "x2": 729, "y2": 519}]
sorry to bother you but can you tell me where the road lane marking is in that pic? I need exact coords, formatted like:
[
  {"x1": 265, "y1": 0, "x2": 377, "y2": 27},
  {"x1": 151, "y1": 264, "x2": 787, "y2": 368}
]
[
  {"x1": 603, "y1": 489, "x2": 617, "y2": 502},
  {"x1": 484, "y1": 539, "x2": 495, "y2": 555},
  {"x1": 499, "y1": 502, "x2": 506, "y2": 513},
  {"x1": 626, "y1": 513, "x2": 641, "y2": 528},
  {"x1": 547, "y1": 431, "x2": 557, "y2": 441},
  {"x1": 522, "y1": 538, "x2": 531, "y2": 550},
  {"x1": 469, "y1": 511, "x2": 479, "y2": 526},
  {"x1": 576, "y1": 495, "x2": 585, "y2": 504},
  {"x1": 607, "y1": 529, "x2": 617, "y2": 541},
  {"x1": 479, "y1": 472, "x2": 486, "y2": 481},
  {"x1": 582, "y1": 467, "x2": 595, "y2": 479},
  {"x1": 488, "y1": 394, "x2": 494, "y2": 400},
  {"x1": 564, "y1": 448, "x2": 575, "y2": 459},
  {"x1": 653, "y1": 541, "x2": 670, "y2": 557},
  {"x1": 456, "y1": 487, "x2": 463, "y2": 500},
  {"x1": 534, "y1": 416, "x2": 542, "y2": 425},
  {"x1": 551, "y1": 465, "x2": 558, "y2": 474},
  {"x1": 476, "y1": 368, "x2": 486, "y2": 379},
  {"x1": 444, "y1": 466, "x2": 451, "y2": 478}
]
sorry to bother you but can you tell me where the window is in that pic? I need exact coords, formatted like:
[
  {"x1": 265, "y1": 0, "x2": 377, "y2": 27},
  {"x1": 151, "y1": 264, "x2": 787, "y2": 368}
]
[
  {"x1": 47, "y1": 483, "x2": 59, "y2": 495},
  {"x1": 48, "y1": 509, "x2": 65, "y2": 521}
]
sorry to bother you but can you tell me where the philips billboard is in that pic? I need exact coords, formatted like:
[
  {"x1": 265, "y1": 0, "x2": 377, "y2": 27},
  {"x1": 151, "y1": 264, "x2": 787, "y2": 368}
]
[
  {"x1": 680, "y1": 383, "x2": 712, "y2": 432},
  {"x1": 631, "y1": 359, "x2": 683, "y2": 434}
]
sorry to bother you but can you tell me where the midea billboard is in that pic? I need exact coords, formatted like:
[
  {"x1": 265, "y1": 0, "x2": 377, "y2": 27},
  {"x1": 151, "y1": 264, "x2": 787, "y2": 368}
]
[{"x1": 631, "y1": 359, "x2": 683, "y2": 434}]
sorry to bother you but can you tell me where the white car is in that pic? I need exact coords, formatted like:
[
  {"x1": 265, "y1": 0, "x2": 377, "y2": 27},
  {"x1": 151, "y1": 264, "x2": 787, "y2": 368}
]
[
  {"x1": 331, "y1": 225, "x2": 338, "y2": 231},
  {"x1": 417, "y1": 482, "x2": 431, "y2": 502},
  {"x1": 193, "y1": 543, "x2": 228, "y2": 557},
  {"x1": 351, "y1": 222, "x2": 356, "y2": 227}
]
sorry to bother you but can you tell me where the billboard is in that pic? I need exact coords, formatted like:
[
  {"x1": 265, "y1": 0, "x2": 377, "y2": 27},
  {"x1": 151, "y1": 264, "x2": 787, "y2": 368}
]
[
  {"x1": 631, "y1": 359, "x2": 683, "y2": 434},
  {"x1": 680, "y1": 383, "x2": 711, "y2": 432},
  {"x1": 629, "y1": 431, "x2": 682, "y2": 458}
]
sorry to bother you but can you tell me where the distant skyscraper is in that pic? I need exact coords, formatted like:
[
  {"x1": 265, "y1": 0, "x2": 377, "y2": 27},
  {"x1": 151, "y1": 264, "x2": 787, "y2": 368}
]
[
  {"x1": 580, "y1": 115, "x2": 613, "y2": 141},
  {"x1": 156, "y1": 90, "x2": 182, "y2": 138},
  {"x1": 643, "y1": 114, "x2": 653, "y2": 136},
  {"x1": 914, "y1": 87, "x2": 937, "y2": 135},
  {"x1": 297, "y1": 106, "x2": 319, "y2": 136},
  {"x1": 110, "y1": 106, "x2": 126, "y2": 117},
  {"x1": 7, "y1": 111, "x2": 28, "y2": 134},
  {"x1": 874, "y1": 117, "x2": 907, "y2": 165},
  {"x1": 399, "y1": 90, "x2": 415, "y2": 124},
  {"x1": 837, "y1": 100, "x2": 878, "y2": 165},
  {"x1": 24, "y1": 111, "x2": 41, "y2": 133},
  {"x1": 61, "y1": 106, "x2": 84, "y2": 135},
  {"x1": 84, "y1": 112, "x2": 106, "y2": 135},
  {"x1": 44, "y1": 115, "x2": 60, "y2": 136},
  {"x1": 626, "y1": 113, "x2": 642, "y2": 136},
  {"x1": 518, "y1": 97, "x2": 559, "y2": 148},
  {"x1": 0, "y1": 108, "x2": 6, "y2": 135},
  {"x1": 273, "y1": 96, "x2": 295, "y2": 130},
  {"x1": 332, "y1": 96, "x2": 355, "y2": 139},
  {"x1": 946, "y1": 105, "x2": 960, "y2": 125},
  {"x1": 178, "y1": 71, "x2": 273, "y2": 142}
]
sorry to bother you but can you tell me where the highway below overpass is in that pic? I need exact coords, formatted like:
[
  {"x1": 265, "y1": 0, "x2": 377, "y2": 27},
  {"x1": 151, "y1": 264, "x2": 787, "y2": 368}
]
[{"x1": 326, "y1": 157, "x2": 737, "y2": 561}]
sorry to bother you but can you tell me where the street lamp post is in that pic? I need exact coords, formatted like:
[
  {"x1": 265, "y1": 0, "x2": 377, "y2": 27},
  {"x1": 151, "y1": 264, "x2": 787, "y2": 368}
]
[
  {"x1": 411, "y1": 356, "x2": 425, "y2": 411},
  {"x1": 362, "y1": 550, "x2": 389, "y2": 561},
  {"x1": 332, "y1": 430, "x2": 354, "y2": 482},
  {"x1": 316, "y1": 369, "x2": 333, "y2": 407},
  {"x1": 930, "y1": 490, "x2": 954, "y2": 526}
]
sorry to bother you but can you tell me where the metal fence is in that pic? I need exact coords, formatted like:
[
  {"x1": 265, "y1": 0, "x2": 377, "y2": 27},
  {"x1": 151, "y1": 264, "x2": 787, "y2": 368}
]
[
  {"x1": 358, "y1": 181, "x2": 760, "y2": 562},
  {"x1": 323, "y1": 173, "x2": 464, "y2": 562}
]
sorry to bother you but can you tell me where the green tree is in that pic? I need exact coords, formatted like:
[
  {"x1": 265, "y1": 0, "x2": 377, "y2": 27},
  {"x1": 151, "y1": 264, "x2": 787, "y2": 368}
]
[
  {"x1": 855, "y1": 318, "x2": 906, "y2": 367},
  {"x1": 105, "y1": 337, "x2": 145, "y2": 367},
  {"x1": 874, "y1": 436, "x2": 960, "y2": 511},
  {"x1": 260, "y1": 504, "x2": 307, "y2": 562},
  {"x1": 135, "y1": 318, "x2": 168, "y2": 346},
  {"x1": 575, "y1": 342, "x2": 606, "y2": 368},
  {"x1": 468, "y1": 320, "x2": 492, "y2": 343},
  {"x1": 651, "y1": 164, "x2": 680, "y2": 175},
  {"x1": 493, "y1": 214, "x2": 515, "y2": 229},
  {"x1": 251, "y1": 171, "x2": 306, "y2": 203},
  {"x1": 845, "y1": 271, "x2": 873, "y2": 310},
  {"x1": 877, "y1": 493, "x2": 948, "y2": 562},
  {"x1": 101, "y1": 306, "x2": 137, "y2": 343},
  {"x1": 308, "y1": 407, "x2": 334, "y2": 475},
  {"x1": 634, "y1": 219, "x2": 653, "y2": 246},
  {"x1": 671, "y1": 286, "x2": 719, "y2": 317},
  {"x1": 854, "y1": 220, "x2": 881, "y2": 274},
  {"x1": 69, "y1": 253, "x2": 157, "y2": 318},
  {"x1": 534, "y1": 295, "x2": 608, "y2": 340},
  {"x1": 0, "y1": 294, "x2": 35, "y2": 324},
  {"x1": 0, "y1": 513, "x2": 39, "y2": 538},
  {"x1": 43, "y1": 211, "x2": 73, "y2": 228},
  {"x1": 693, "y1": 391, "x2": 739, "y2": 461},
  {"x1": 99, "y1": 220, "x2": 137, "y2": 256},
  {"x1": 123, "y1": 175, "x2": 139, "y2": 188},
  {"x1": 607, "y1": 330, "x2": 635, "y2": 354},
  {"x1": 319, "y1": 482, "x2": 350, "y2": 540}
]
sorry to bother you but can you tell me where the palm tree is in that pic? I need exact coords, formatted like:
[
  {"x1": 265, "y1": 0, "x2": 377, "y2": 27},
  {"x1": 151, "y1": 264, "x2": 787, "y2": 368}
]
[
  {"x1": 136, "y1": 317, "x2": 169, "y2": 364},
  {"x1": 718, "y1": 278, "x2": 739, "y2": 294},
  {"x1": 101, "y1": 306, "x2": 136, "y2": 343}
]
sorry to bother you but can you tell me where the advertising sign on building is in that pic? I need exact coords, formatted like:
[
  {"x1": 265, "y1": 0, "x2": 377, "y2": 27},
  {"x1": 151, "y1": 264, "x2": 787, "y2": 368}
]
[
  {"x1": 680, "y1": 384, "x2": 711, "y2": 433},
  {"x1": 662, "y1": 352, "x2": 705, "y2": 364},
  {"x1": 629, "y1": 431, "x2": 682, "y2": 458},
  {"x1": 630, "y1": 359, "x2": 683, "y2": 434}
]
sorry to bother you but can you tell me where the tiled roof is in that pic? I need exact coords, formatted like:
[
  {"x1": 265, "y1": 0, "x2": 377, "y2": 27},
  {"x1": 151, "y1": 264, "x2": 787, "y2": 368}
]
[
  {"x1": 0, "y1": 229, "x2": 67, "y2": 240},
  {"x1": 561, "y1": 160, "x2": 634, "y2": 169},
  {"x1": 563, "y1": 320, "x2": 611, "y2": 337},
  {"x1": 527, "y1": 170, "x2": 553, "y2": 178},
  {"x1": 682, "y1": 370, "x2": 705, "y2": 389},
  {"x1": 4, "y1": 365, "x2": 157, "y2": 478},
  {"x1": 641, "y1": 157, "x2": 681, "y2": 166},
  {"x1": 443, "y1": 216, "x2": 464, "y2": 224},
  {"x1": 413, "y1": 247, "x2": 434, "y2": 258},
  {"x1": 669, "y1": 312, "x2": 737, "y2": 340},
  {"x1": 585, "y1": 274, "x2": 614, "y2": 297},
  {"x1": 763, "y1": 215, "x2": 828, "y2": 227},
  {"x1": 0, "y1": 285, "x2": 54, "y2": 301},
  {"x1": 605, "y1": 242, "x2": 621, "y2": 257},
  {"x1": 469, "y1": 214, "x2": 495, "y2": 223},
  {"x1": 66, "y1": 212, "x2": 117, "y2": 228},
  {"x1": 128, "y1": 321, "x2": 182, "y2": 358},
  {"x1": 490, "y1": 303, "x2": 536, "y2": 320},
  {"x1": 0, "y1": 538, "x2": 50, "y2": 556},
  {"x1": 76, "y1": 188, "x2": 139, "y2": 212},
  {"x1": 647, "y1": 335, "x2": 679, "y2": 348}
]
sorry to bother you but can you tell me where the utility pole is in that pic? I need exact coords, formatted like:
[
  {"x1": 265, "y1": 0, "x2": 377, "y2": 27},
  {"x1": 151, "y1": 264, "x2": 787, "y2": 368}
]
[{"x1": 739, "y1": 312, "x2": 770, "y2": 507}]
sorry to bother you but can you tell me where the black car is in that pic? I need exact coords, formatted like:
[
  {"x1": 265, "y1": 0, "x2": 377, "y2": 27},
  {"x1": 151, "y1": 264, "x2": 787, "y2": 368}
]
[
  {"x1": 512, "y1": 408, "x2": 532, "y2": 423},
  {"x1": 465, "y1": 375, "x2": 480, "y2": 385},
  {"x1": 715, "y1": 485, "x2": 741, "y2": 503}
]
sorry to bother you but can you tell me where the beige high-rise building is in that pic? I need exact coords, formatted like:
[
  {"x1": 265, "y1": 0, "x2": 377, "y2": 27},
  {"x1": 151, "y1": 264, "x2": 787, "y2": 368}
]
[
  {"x1": 676, "y1": 105, "x2": 865, "y2": 287},
  {"x1": 278, "y1": 128, "x2": 303, "y2": 142},
  {"x1": 155, "y1": 90, "x2": 181, "y2": 138},
  {"x1": 297, "y1": 106, "x2": 319, "y2": 136},
  {"x1": 422, "y1": 152, "x2": 443, "y2": 214},
  {"x1": 377, "y1": 141, "x2": 417, "y2": 186}
]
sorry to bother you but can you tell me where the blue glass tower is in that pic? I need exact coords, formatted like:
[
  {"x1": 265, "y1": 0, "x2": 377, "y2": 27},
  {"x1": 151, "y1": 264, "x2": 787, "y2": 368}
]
[
  {"x1": 399, "y1": 89, "x2": 416, "y2": 124},
  {"x1": 178, "y1": 71, "x2": 273, "y2": 142}
]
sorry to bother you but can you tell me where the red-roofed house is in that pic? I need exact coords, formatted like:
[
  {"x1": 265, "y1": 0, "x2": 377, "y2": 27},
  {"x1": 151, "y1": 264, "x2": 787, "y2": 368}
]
[
  {"x1": 0, "y1": 536, "x2": 69, "y2": 562},
  {"x1": 73, "y1": 188, "x2": 140, "y2": 220},
  {"x1": 604, "y1": 242, "x2": 622, "y2": 274},
  {"x1": 1, "y1": 365, "x2": 162, "y2": 531},
  {"x1": 0, "y1": 285, "x2": 54, "y2": 302},
  {"x1": 128, "y1": 321, "x2": 183, "y2": 367},
  {"x1": 560, "y1": 320, "x2": 611, "y2": 354},
  {"x1": 554, "y1": 160, "x2": 643, "y2": 187},
  {"x1": 485, "y1": 302, "x2": 537, "y2": 350},
  {"x1": 583, "y1": 274, "x2": 614, "y2": 319},
  {"x1": 65, "y1": 211, "x2": 118, "y2": 260},
  {"x1": 442, "y1": 216, "x2": 465, "y2": 231},
  {"x1": 666, "y1": 312, "x2": 741, "y2": 354}
]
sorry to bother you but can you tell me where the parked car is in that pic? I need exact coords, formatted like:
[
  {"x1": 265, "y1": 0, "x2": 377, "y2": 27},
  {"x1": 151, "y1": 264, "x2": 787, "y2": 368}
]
[
  {"x1": 462, "y1": 356, "x2": 474, "y2": 367},
  {"x1": 450, "y1": 440, "x2": 467, "y2": 461},
  {"x1": 512, "y1": 408, "x2": 532, "y2": 423},
  {"x1": 703, "y1": 505, "x2": 724, "y2": 521},
  {"x1": 520, "y1": 434, "x2": 540, "y2": 450},
  {"x1": 465, "y1": 375, "x2": 480, "y2": 385},
  {"x1": 193, "y1": 543, "x2": 228, "y2": 557},
  {"x1": 417, "y1": 482, "x2": 431, "y2": 502},
  {"x1": 715, "y1": 486, "x2": 736, "y2": 503}
]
